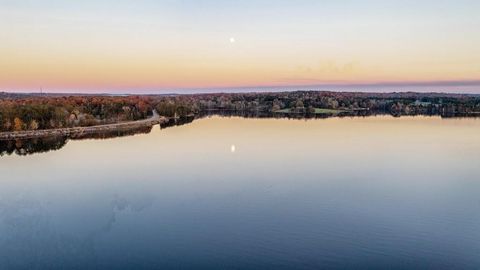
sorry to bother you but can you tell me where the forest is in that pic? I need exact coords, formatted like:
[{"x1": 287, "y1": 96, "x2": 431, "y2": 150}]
[{"x1": 1, "y1": 91, "x2": 480, "y2": 132}]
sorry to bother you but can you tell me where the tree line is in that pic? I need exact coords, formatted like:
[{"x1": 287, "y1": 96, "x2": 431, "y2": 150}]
[{"x1": 1, "y1": 91, "x2": 480, "y2": 132}]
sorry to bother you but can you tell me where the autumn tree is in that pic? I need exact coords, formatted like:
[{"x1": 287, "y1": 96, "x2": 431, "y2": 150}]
[
  {"x1": 13, "y1": 117, "x2": 24, "y2": 131},
  {"x1": 29, "y1": 119, "x2": 39, "y2": 130}
]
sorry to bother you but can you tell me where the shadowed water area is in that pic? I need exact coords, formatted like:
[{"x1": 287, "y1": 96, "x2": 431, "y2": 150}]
[{"x1": 1, "y1": 116, "x2": 480, "y2": 269}]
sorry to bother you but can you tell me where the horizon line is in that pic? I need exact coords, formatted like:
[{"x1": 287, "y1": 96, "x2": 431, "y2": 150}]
[
  {"x1": 1, "y1": 79, "x2": 480, "y2": 95},
  {"x1": 2, "y1": 90, "x2": 480, "y2": 97}
]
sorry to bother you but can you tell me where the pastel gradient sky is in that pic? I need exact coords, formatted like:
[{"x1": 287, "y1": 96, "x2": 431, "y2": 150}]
[{"x1": 1, "y1": 0, "x2": 480, "y2": 93}]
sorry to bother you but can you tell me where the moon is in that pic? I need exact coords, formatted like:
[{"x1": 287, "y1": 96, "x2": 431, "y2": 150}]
[
  {"x1": 229, "y1": 37, "x2": 235, "y2": 43},
  {"x1": 231, "y1": 144, "x2": 236, "y2": 153}
]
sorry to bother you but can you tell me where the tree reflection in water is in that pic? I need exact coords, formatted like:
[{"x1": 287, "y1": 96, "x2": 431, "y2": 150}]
[
  {"x1": 0, "y1": 116, "x2": 197, "y2": 156},
  {"x1": 0, "y1": 136, "x2": 68, "y2": 156}
]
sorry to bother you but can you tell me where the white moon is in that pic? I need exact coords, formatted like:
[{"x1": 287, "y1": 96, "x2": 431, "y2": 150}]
[
  {"x1": 229, "y1": 37, "x2": 235, "y2": 43},
  {"x1": 231, "y1": 144, "x2": 236, "y2": 153}
]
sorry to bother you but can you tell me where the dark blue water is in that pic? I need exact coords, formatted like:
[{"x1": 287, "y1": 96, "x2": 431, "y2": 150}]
[{"x1": 1, "y1": 116, "x2": 480, "y2": 269}]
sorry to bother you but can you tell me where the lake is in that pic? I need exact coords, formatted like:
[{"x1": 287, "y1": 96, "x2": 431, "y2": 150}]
[{"x1": 1, "y1": 116, "x2": 480, "y2": 269}]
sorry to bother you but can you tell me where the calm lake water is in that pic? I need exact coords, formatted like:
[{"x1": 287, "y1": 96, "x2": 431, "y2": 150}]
[{"x1": 1, "y1": 116, "x2": 480, "y2": 269}]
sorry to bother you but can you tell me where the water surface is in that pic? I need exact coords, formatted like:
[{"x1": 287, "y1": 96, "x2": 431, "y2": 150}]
[{"x1": 1, "y1": 116, "x2": 480, "y2": 269}]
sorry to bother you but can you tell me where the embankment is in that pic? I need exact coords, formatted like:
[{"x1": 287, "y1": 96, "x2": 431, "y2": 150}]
[{"x1": 0, "y1": 113, "x2": 168, "y2": 140}]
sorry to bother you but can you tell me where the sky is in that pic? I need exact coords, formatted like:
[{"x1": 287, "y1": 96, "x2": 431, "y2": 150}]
[{"x1": 1, "y1": 0, "x2": 479, "y2": 93}]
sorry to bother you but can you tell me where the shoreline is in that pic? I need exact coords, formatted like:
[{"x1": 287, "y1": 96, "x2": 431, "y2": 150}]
[
  {"x1": 0, "y1": 111, "x2": 168, "y2": 140},
  {"x1": 2, "y1": 110, "x2": 479, "y2": 141}
]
